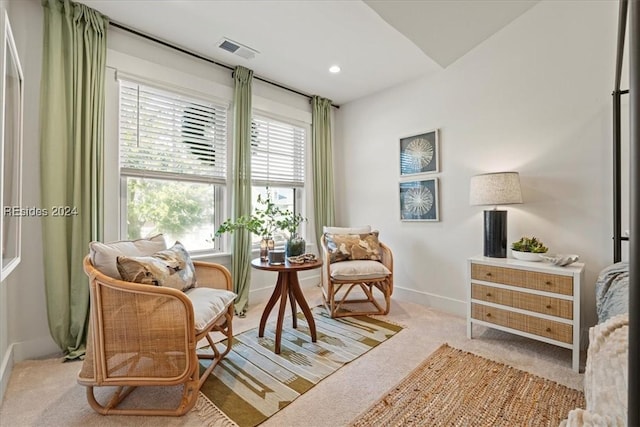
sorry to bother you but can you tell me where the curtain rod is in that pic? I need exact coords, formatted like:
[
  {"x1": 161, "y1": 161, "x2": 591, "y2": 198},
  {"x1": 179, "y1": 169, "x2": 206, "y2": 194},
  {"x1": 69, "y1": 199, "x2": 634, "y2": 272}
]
[{"x1": 109, "y1": 21, "x2": 339, "y2": 109}]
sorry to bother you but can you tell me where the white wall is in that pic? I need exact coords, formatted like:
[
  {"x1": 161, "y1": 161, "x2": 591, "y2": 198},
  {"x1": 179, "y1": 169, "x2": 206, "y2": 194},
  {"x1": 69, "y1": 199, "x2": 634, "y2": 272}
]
[{"x1": 334, "y1": 0, "x2": 619, "y2": 331}]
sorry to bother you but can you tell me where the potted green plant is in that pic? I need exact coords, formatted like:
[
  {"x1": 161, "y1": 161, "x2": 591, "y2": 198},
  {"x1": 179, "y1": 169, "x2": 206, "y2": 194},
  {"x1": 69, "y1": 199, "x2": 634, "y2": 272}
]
[
  {"x1": 215, "y1": 192, "x2": 284, "y2": 261},
  {"x1": 277, "y1": 210, "x2": 307, "y2": 257},
  {"x1": 511, "y1": 236, "x2": 548, "y2": 261}
]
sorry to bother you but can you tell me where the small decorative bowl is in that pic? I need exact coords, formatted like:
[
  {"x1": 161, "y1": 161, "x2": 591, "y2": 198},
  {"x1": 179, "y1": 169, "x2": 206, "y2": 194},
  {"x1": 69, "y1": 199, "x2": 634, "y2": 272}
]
[
  {"x1": 511, "y1": 250, "x2": 544, "y2": 262},
  {"x1": 539, "y1": 253, "x2": 579, "y2": 267}
]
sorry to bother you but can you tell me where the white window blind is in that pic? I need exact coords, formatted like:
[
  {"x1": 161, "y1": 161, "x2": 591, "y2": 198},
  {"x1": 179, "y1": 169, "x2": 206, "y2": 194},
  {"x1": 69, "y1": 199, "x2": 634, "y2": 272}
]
[
  {"x1": 119, "y1": 80, "x2": 227, "y2": 183},
  {"x1": 251, "y1": 116, "x2": 305, "y2": 187}
]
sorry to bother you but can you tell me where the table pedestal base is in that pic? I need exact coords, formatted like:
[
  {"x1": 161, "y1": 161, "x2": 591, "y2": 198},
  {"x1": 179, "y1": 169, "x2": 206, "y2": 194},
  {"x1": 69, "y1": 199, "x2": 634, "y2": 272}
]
[{"x1": 258, "y1": 271, "x2": 317, "y2": 354}]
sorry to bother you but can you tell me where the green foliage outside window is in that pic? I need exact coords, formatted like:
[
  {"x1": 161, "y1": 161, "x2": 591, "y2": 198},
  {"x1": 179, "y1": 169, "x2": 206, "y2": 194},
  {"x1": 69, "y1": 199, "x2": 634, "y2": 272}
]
[{"x1": 126, "y1": 178, "x2": 213, "y2": 240}]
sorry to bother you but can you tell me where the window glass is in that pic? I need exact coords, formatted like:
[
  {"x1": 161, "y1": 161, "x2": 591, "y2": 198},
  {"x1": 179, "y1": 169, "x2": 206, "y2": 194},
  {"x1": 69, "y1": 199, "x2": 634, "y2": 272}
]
[
  {"x1": 119, "y1": 80, "x2": 226, "y2": 252},
  {"x1": 250, "y1": 115, "x2": 306, "y2": 246}
]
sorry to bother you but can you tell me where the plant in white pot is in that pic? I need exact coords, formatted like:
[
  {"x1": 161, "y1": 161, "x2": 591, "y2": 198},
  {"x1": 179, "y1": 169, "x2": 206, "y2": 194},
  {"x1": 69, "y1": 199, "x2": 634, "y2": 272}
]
[{"x1": 511, "y1": 236, "x2": 548, "y2": 261}]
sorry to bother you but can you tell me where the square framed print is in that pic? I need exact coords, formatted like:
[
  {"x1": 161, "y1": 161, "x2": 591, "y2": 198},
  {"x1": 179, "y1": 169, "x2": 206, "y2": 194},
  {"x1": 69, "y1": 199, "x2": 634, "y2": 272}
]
[
  {"x1": 400, "y1": 129, "x2": 439, "y2": 176},
  {"x1": 400, "y1": 178, "x2": 439, "y2": 221}
]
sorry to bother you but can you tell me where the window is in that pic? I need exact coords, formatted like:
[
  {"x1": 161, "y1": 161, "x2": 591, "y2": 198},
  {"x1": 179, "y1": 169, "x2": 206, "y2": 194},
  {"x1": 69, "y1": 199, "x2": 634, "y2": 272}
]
[
  {"x1": 251, "y1": 115, "x2": 306, "y2": 244},
  {"x1": 119, "y1": 80, "x2": 227, "y2": 252}
]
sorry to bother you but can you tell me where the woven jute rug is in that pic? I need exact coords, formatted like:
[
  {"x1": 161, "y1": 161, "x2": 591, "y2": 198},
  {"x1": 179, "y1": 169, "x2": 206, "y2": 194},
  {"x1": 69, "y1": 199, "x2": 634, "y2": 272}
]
[
  {"x1": 195, "y1": 307, "x2": 403, "y2": 427},
  {"x1": 350, "y1": 344, "x2": 585, "y2": 427}
]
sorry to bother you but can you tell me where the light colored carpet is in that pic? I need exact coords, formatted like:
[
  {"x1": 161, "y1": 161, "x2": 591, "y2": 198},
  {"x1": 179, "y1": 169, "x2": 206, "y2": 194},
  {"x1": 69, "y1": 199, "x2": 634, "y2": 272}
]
[
  {"x1": 0, "y1": 286, "x2": 583, "y2": 426},
  {"x1": 350, "y1": 344, "x2": 584, "y2": 426}
]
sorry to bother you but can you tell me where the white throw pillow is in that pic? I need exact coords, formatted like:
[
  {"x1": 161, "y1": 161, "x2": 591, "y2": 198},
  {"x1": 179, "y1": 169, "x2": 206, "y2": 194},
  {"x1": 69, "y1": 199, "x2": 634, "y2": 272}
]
[
  {"x1": 89, "y1": 234, "x2": 167, "y2": 279},
  {"x1": 323, "y1": 225, "x2": 371, "y2": 235}
]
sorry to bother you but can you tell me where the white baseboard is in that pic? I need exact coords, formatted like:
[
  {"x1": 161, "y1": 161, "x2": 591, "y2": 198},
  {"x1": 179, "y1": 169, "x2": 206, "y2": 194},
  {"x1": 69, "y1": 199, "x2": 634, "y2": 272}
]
[
  {"x1": 392, "y1": 286, "x2": 466, "y2": 318},
  {"x1": 0, "y1": 343, "x2": 14, "y2": 404},
  {"x1": 0, "y1": 333, "x2": 61, "y2": 402},
  {"x1": 12, "y1": 335, "x2": 61, "y2": 362}
]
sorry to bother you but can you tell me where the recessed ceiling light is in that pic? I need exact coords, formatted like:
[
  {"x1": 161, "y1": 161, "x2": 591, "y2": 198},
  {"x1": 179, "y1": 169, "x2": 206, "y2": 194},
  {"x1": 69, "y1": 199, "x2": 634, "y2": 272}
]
[{"x1": 329, "y1": 65, "x2": 341, "y2": 74}]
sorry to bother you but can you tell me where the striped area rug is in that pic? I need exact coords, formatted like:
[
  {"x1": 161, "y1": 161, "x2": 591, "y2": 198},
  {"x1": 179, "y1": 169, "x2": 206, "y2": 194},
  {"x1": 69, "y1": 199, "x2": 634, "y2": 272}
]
[{"x1": 196, "y1": 307, "x2": 403, "y2": 427}]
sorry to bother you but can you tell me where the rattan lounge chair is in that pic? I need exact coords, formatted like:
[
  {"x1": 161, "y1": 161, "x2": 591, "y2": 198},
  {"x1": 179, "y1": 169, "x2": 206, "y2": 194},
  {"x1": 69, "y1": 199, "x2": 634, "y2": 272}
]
[
  {"x1": 321, "y1": 226, "x2": 394, "y2": 318},
  {"x1": 77, "y1": 238, "x2": 235, "y2": 416}
]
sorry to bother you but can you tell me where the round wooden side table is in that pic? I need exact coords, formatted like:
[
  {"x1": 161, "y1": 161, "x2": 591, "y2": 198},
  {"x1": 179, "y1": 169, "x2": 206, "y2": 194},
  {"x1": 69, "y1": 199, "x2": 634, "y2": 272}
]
[{"x1": 250, "y1": 257, "x2": 322, "y2": 354}]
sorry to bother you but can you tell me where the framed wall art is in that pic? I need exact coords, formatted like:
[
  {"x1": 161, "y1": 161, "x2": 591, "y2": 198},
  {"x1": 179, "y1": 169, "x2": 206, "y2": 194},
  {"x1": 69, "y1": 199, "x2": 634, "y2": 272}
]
[
  {"x1": 399, "y1": 129, "x2": 439, "y2": 176},
  {"x1": 1, "y1": 11, "x2": 23, "y2": 281},
  {"x1": 399, "y1": 178, "x2": 439, "y2": 221}
]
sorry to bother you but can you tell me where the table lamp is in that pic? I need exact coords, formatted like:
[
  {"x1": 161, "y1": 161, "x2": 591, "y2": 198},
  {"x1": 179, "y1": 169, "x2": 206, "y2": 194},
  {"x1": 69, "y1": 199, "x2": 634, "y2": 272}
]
[{"x1": 470, "y1": 172, "x2": 523, "y2": 258}]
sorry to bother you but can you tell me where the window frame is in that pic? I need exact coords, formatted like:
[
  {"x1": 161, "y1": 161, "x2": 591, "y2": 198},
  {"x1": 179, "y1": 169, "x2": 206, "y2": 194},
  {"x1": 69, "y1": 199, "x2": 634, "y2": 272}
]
[{"x1": 116, "y1": 78, "x2": 229, "y2": 255}]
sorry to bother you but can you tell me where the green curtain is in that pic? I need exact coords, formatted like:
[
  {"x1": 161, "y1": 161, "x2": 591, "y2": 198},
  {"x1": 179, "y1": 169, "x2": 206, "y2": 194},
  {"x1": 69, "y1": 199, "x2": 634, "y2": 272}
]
[
  {"x1": 40, "y1": 0, "x2": 107, "y2": 360},
  {"x1": 231, "y1": 66, "x2": 254, "y2": 316},
  {"x1": 311, "y1": 96, "x2": 336, "y2": 245}
]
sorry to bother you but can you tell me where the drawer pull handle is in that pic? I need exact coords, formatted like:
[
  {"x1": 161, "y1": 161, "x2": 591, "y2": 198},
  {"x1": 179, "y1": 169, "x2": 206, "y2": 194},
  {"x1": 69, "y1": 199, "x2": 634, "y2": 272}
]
[
  {"x1": 546, "y1": 327, "x2": 552, "y2": 332},
  {"x1": 486, "y1": 293, "x2": 492, "y2": 297},
  {"x1": 486, "y1": 313, "x2": 492, "y2": 317},
  {"x1": 546, "y1": 305, "x2": 552, "y2": 309},
  {"x1": 545, "y1": 281, "x2": 552, "y2": 285},
  {"x1": 486, "y1": 272, "x2": 492, "y2": 277}
]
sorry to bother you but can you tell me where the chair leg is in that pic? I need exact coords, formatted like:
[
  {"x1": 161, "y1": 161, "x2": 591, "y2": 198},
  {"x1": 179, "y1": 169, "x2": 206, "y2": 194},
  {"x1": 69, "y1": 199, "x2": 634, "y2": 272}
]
[
  {"x1": 326, "y1": 281, "x2": 391, "y2": 318},
  {"x1": 85, "y1": 377, "x2": 199, "y2": 416},
  {"x1": 198, "y1": 307, "x2": 234, "y2": 388}
]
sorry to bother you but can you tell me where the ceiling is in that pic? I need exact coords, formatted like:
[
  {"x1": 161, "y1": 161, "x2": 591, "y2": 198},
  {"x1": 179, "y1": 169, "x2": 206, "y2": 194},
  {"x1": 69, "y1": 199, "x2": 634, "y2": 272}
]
[{"x1": 82, "y1": 0, "x2": 538, "y2": 105}]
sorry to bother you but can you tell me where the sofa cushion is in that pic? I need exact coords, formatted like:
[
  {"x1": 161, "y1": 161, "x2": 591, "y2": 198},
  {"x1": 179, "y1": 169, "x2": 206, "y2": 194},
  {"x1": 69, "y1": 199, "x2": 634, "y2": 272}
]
[
  {"x1": 330, "y1": 260, "x2": 391, "y2": 281},
  {"x1": 90, "y1": 234, "x2": 167, "y2": 279},
  {"x1": 185, "y1": 287, "x2": 236, "y2": 332},
  {"x1": 116, "y1": 242, "x2": 197, "y2": 291},
  {"x1": 324, "y1": 231, "x2": 382, "y2": 263}
]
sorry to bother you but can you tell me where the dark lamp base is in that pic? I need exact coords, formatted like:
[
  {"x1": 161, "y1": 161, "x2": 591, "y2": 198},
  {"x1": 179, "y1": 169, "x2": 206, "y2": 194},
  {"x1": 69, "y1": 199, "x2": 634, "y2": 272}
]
[{"x1": 484, "y1": 210, "x2": 507, "y2": 258}]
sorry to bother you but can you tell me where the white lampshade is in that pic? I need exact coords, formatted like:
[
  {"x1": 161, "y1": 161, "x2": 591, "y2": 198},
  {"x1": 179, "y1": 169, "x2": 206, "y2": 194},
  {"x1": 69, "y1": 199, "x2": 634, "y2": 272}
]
[{"x1": 469, "y1": 172, "x2": 523, "y2": 206}]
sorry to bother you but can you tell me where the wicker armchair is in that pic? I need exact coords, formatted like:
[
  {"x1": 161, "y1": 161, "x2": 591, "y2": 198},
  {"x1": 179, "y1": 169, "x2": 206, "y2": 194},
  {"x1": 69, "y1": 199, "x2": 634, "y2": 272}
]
[
  {"x1": 320, "y1": 226, "x2": 393, "y2": 318},
  {"x1": 78, "y1": 240, "x2": 234, "y2": 416}
]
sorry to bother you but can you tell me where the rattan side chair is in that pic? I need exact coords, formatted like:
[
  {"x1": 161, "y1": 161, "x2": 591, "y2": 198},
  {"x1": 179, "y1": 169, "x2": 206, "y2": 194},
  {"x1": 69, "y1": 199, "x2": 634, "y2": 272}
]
[
  {"x1": 320, "y1": 226, "x2": 394, "y2": 318},
  {"x1": 78, "y1": 255, "x2": 234, "y2": 416}
]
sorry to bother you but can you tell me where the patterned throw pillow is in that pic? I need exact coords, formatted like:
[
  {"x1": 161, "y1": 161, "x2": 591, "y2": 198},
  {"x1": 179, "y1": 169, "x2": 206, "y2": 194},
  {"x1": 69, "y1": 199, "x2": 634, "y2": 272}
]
[
  {"x1": 116, "y1": 241, "x2": 197, "y2": 291},
  {"x1": 324, "y1": 231, "x2": 382, "y2": 263}
]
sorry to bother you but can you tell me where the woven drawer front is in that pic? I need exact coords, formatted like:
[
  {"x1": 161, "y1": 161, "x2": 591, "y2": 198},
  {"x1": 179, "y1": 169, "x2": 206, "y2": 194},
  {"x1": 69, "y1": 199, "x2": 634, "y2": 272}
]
[
  {"x1": 471, "y1": 263, "x2": 573, "y2": 296},
  {"x1": 471, "y1": 303, "x2": 573, "y2": 344},
  {"x1": 471, "y1": 284, "x2": 573, "y2": 320}
]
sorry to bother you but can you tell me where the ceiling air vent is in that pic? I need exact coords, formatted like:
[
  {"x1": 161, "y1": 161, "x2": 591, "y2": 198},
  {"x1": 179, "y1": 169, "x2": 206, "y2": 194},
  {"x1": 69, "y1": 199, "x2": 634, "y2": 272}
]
[{"x1": 217, "y1": 37, "x2": 259, "y2": 60}]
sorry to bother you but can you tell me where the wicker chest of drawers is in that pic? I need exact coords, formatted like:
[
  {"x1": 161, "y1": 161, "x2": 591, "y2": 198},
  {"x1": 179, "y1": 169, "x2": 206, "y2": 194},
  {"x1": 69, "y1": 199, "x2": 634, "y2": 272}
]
[{"x1": 467, "y1": 256, "x2": 584, "y2": 372}]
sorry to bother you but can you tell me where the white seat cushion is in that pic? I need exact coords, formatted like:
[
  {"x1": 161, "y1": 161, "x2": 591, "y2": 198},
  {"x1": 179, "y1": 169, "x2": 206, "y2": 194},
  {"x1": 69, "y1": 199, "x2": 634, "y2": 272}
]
[
  {"x1": 185, "y1": 287, "x2": 236, "y2": 332},
  {"x1": 330, "y1": 260, "x2": 391, "y2": 281},
  {"x1": 323, "y1": 225, "x2": 371, "y2": 234}
]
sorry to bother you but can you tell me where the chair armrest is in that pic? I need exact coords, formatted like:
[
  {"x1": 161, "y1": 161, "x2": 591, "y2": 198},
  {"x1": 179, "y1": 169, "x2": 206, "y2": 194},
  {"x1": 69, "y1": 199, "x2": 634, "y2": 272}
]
[
  {"x1": 193, "y1": 261, "x2": 232, "y2": 291},
  {"x1": 320, "y1": 235, "x2": 331, "y2": 288},
  {"x1": 379, "y1": 242, "x2": 393, "y2": 272},
  {"x1": 380, "y1": 241, "x2": 394, "y2": 295}
]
